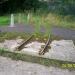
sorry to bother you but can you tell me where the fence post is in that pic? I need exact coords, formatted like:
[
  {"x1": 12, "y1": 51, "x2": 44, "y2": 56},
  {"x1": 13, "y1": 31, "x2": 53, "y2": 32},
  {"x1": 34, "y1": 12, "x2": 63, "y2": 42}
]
[{"x1": 10, "y1": 14, "x2": 15, "y2": 27}]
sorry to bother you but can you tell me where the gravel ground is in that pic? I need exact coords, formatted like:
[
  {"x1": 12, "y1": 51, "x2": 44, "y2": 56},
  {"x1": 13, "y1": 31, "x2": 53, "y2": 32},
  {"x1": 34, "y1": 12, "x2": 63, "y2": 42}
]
[{"x1": 0, "y1": 56, "x2": 75, "y2": 75}]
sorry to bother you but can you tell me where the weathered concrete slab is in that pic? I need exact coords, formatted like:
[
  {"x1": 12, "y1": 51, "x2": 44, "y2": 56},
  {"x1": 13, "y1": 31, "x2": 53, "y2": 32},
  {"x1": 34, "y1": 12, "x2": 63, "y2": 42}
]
[
  {"x1": 44, "y1": 40, "x2": 75, "y2": 62},
  {"x1": 22, "y1": 41, "x2": 45, "y2": 55},
  {"x1": 21, "y1": 40, "x2": 75, "y2": 62},
  {"x1": 0, "y1": 39, "x2": 23, "y2": 51},
  {"x1": 0, "y1": 39, "x2": 75, "y2": 62}
]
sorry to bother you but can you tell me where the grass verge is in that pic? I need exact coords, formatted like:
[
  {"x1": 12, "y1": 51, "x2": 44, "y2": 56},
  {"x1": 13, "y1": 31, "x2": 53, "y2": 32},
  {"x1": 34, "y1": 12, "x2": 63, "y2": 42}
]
[
  {"x1": 0, "y1": 13, "x2": 75, "y2": 30},
  {"x1": 0, "y1": 32, "x2": 62, "y2": 43},
  {"x1": 0, "y1": 15, "x2": 10, "y2": 25}
]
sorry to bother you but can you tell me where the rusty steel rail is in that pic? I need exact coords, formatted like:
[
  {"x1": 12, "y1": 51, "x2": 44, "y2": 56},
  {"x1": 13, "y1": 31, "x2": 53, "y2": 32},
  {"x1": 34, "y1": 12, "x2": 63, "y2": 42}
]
[
  {"x1": 16, "y1": 35, "x2": 34, "y2": 51},
  {"x1": 39, "y1": 34, "x2": 51, "y2": 55}
]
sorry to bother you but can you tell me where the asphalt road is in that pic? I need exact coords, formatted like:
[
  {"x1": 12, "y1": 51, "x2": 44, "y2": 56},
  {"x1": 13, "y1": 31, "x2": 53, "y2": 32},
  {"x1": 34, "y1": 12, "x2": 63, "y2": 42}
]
[{"x1": 0, "y1": 24, "x2": 75, "y2": 40}]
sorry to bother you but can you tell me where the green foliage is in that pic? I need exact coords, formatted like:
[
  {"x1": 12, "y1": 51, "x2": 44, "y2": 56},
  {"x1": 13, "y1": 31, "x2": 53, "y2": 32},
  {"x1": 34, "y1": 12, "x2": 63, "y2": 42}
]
[
  {"x1": 0, "y1": 0, "x2": 75, "y2": 15},
  {"x1": 0, "y1": 0, "x2": 40, "y2": 14},
  {"x1": 0, "y1": 15, "x2": 10, "y2": 25},
  {"x1": 0, "y1": 12, "x2": 75, "y2": 29}
]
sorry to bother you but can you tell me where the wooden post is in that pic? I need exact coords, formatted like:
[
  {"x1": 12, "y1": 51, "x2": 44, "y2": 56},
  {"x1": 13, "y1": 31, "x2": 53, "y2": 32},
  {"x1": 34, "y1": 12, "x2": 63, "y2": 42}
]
[
  {"x1": 18, "y1": 13, "x2": 21, "y2": 24},
  {"x1": 27, "y1": 13, "x2": 30, "y2": 22}
]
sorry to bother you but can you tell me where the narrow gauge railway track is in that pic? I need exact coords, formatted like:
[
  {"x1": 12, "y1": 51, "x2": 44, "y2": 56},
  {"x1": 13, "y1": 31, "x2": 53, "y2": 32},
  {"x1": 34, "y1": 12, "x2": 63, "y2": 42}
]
[
  {"x1": 39, "y1": 34, "x2": 51, "y2": 55},
  {"x1": 16, "y1": 35, "x2": 34, "y2": 51},
  {"x1": 16, "y1": 34, "x2": 51, "y2": 55}
]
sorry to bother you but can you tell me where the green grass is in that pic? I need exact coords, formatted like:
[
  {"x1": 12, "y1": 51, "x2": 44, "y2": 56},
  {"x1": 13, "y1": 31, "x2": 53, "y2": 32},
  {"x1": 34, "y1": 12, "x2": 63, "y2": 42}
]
[
  {"x1": 0, "y1": 13, "x2": 75, "y2": 30},
  {"x1": 0, "y1": 49, "x2": 75, "y2": 70},
  {"x1": 28, "y1": 13, "x2": 75, "y2": 30},
  {"x1": 0, "y1": 32, "x2": 31, "y2": 42},
  {"x1": 0, "y1": 16, "x2": 10, "y2": 26},
  {"x1": 0, "y1": 32, "x2": 62, "y2": 43}
]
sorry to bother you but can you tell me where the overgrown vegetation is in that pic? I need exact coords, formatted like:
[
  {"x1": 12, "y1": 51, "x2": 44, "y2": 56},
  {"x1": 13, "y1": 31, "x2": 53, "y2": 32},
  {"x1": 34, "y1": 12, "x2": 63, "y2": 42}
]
[
  {"x1": 0, "y1": 12, "x2": 75, "y2": 30},
  {"x1": 0, "y1": 32, "x2": 62, "y2": 43},
  {"x1": 0, "y1": 15, "x2": 10, "y2": 25},
  {"x1": 0, "y1": 0, "x2": 75, "y2": 29},
  {"x1": 0, "y1": 0, "x2": 75, "y2": 15}
]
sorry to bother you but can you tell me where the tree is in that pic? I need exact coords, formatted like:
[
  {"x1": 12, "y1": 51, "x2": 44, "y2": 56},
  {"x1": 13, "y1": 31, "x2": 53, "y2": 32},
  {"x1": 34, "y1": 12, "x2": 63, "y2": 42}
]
[
  {"x1": 0, "y1": 0, "x2": 40, "y2": 14},
  {"x1": 0, "y1": 0, "x2": 8, "y2": 4}
]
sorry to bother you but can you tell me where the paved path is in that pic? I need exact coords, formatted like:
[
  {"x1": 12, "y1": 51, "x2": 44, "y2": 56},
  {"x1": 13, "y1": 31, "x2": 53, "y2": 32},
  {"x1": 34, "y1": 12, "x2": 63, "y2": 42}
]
[
  {"x1": 0, "y1": 56, "x2": 75, "y2": 75},
  {"x1": 0, "y1": 24, "x2": 75, "y2": 40}
]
